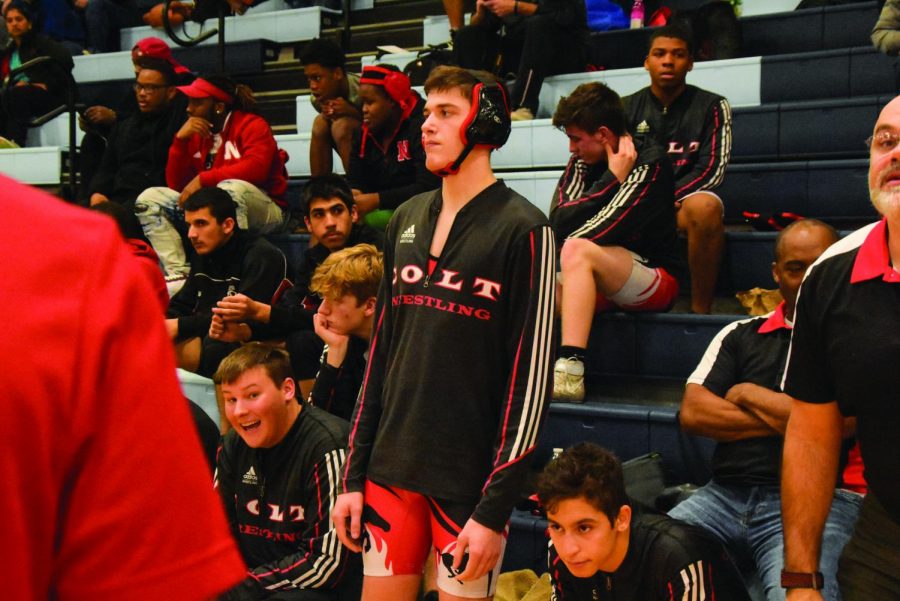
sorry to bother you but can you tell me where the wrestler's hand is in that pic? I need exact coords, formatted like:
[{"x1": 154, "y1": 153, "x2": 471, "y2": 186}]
[
  {"x1": 214, "y1": 293, "x2": 264, "y2": 322},
  {"x1": 209, "y1": 314, "x2": 251, "y2": 343},
  {"x1": 605, "y1": 134, "x2": 637, "y2": 184},
  {"x1": 313, "y1": 312, "x2": 349, "y2": 368},
  {"x1": 332, "y1": 492, "x2": 364, "y2": 553},
  {"x1": 452, "y1": 518, "x2": 503, "y2": 581}
]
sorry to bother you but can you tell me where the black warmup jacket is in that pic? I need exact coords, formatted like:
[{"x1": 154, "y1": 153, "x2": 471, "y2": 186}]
[
  {"x1": 623, "y1": 85, "x2": 732, "y2": 200},
  {"x1": 309, "y1": 335, "x2": 369, "y2": 422},
  {"x1": 342, "y1": 181, "x2": 558, "y2": 531},
  {"x1": 88, "y1": 101, "x2": 186, "y2": 205},
  {"x1": 167, "y1": 229, "x2": 287, "y2": 339},
  {"x1": 549, "y1": 138, "x2": 678, "y2": 272},
  {"x1": 549, "y1": 512, "x2": 751, "y2": 601},
  {"x1": 346, "y1": 93, "x2": 440, "y2": 211},
  {"x1": 215, "y1": 405, "x2": 358, "y2": 599}
]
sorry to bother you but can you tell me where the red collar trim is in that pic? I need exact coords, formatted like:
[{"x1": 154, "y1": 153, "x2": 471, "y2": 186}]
[
  {"x1": 758, "y1": 301, "x2": 791, "y2": 333},
  {"x1": 850, "y1": 218, "x2": 900, "y2": 284}
]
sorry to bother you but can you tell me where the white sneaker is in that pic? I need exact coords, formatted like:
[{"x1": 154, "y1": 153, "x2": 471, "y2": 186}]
[
  {"x1": 510, "y1": 107, "x2": 534, "y2": 121},
  {"x1": 553, "y1": 357, "x2": 585, "y2": 402}
]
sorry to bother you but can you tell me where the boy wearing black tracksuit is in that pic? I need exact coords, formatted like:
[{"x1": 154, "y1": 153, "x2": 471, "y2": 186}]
[{"x1": 331, "y1": 66, "x2": 557, "y2": 600}]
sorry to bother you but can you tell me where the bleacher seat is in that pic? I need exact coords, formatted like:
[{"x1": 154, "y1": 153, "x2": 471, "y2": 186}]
[
  {"x1": 268, "y1": 232, "x2": 310, "y2": 275},
  {"x1": 74, "y1": 39, "x2": 278, "y2": 86},
  {"x1": 535, "y1": 401, "x2": 715, "y2": 496},
  {"x1": 725, "y1": 231, "x2": 777, "y2": 293},
  {"x1": 25, "y1": 113, "x2": 85, "y2": 149},
  {"x1": 177, "y1": 368, "x2": 219, "y2": 425},
  {"x1": 0, "y1": 147, "x2": 62, "y2": 185},
  {"x1": 719, "y1": 159, "x2": 874, "y2": 223},
  {"x1": 761, "y1": 47, "x2": 897, "y2": 104},
  {"x1": 731, "y1": 104, "x2": 779, "y2": 161},
  {"x1": 275, "y1": 132, "x2": 344, "y2": 178},
  {"x1": 503, "y1": 510, "x2": 548, "y2": 574},
  {"x1": 587, "y1": 313, "x2": 740, "y2": 380}
]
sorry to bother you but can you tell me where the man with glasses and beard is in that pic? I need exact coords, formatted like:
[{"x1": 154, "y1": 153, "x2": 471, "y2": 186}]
[{"x1": 780, "y1": 95, "x2": 900, "y2": 600}]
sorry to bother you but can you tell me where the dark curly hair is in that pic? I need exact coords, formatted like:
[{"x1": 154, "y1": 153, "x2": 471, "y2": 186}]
[{"x1": 536, "y1": 443, "x2": 628, "y2": 524}]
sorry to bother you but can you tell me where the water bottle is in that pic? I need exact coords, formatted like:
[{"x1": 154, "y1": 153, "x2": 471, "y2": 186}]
[{"x1": 630, "y1": 0, "x2": 644, "y2": 29}]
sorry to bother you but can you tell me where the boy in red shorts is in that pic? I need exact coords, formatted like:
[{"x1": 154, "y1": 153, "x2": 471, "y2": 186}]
[{"x1": 331, "y1": 66, "x2": 557, "y2": 600}]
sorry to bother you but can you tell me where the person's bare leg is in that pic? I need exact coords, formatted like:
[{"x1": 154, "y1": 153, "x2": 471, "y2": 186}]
[
  {"x1": 362, "y1": 575, "x2": 421, "y2": 601},
  {"x1": 331, "y1": 115, "x2": 361, "y2": 173},
  {"x1": 677, "y1": 192, "x2": 724, "y2": 314},
  {"x1": 558, "y1": 239, "x2": 635, "y2": 347},
  {"x1": 173, "y1": 337, "x2": 202, "y2": 373},
  {"x1": 443, "y1": 0, "x2": 464, "y2": 31},
  {"x1": 310, "y1": 114, "x2": 334, "y2": 177}
]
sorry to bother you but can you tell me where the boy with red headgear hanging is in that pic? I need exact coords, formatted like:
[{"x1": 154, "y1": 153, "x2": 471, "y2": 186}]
[
  {"x1": 346, "y1": 64, "x2": 440, "y2": 227},
  {"x1": 332, "y1": 66, "x2": 556, "y2": 601}
]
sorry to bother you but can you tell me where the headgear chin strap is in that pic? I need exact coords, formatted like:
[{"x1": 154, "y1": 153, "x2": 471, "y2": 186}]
[{"x1": 433, "y1": 81, "x2": 511, "y2": 177}]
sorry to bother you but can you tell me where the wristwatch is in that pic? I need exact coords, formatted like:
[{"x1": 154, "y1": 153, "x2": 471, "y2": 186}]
[{"x1": 781, "y1": 570, "x2": 824, "y2": 590}]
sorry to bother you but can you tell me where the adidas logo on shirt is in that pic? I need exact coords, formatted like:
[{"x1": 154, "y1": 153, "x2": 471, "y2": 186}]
[
  {"x1": 400, "y1": 224, "x2": 416, "y2": 244},
  {"x1": 636, "y1": 120, "x2": 650, "y2": 134},
  {"x1": 242, "y1": 466, "x2": 258, "y2": 485}
]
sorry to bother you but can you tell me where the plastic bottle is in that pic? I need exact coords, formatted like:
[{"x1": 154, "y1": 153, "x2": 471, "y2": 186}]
[{"x1": 630, "y1": 0, "x2": 644, "y2": 29}]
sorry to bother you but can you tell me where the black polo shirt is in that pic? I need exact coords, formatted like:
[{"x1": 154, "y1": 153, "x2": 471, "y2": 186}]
[
  {"x1": 687, "y1": 303, "x2": 791, "y2": 486},
  {"x1": 784, "y1": 218, "x2": 900, "y2": 523}
]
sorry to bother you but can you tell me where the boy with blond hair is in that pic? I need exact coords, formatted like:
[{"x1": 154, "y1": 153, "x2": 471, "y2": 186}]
[{"x1": 308, "y1": 243, "x2": 383, "y2": 421}]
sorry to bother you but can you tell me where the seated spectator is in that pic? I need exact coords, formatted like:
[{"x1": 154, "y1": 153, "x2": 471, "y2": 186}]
[
  {"x1": 135, "y1": 73, "x2": 287, "y2": 292},
  {"x1": 210, "y1": 174, "x2": 384, "y2": 395},
  {"x1": 308, "y1": 243, "x2": 382, "y2": 421},
  {"x1": 454, "y1": 0, "x2": 588, "y2": 120},
  {"x1": 301, "y1": 38, "x2": 362, "y2": 176},
  {"x1": 872, "y1": 0, "x2": 900, "y2": 56},
  {"x1": 79, "y1": 37, "x2": 193, "y2": 202},
  {"x1": 90, "y1": 199, "x2": 169, "y2": 313},
  {"x1": 536, "y1": 442, "x2": 751, "y2": 601},
  {"x1": 0, "y1": 0, "x2": 73, "y2": 147},
  {"x1": 33, "y1": 0, "x2": 86, "y2": 53},
  {"x1": 346, "y1": 65, "x2": 439, "y2": 226},
  {"x1": 87, "y1": 57, "x2": 185, "y2": 210},
  {"x1": 673, "y1": 218, "x2": 862, "y2": 601},
  {"x1": 623, "y1": 24, "x2": 731, "y2": 315},
  {"x1": 166, "y1": 187, "x2": 288, "y2": 378},
  {"x1": 550, "y1": 82, "x2": 678, "y2": 402},
  {"x1": 83, "y1": 0, "x2": 155, "y2": 53},
  {"x1": 214, "y1": 343, "x2": 361, "y2": 600}
]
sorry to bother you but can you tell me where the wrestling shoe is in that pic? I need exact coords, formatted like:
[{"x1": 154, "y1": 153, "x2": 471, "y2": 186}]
[{"x1": 553, "y1": 356, "x2": 585, "y2": 402}]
